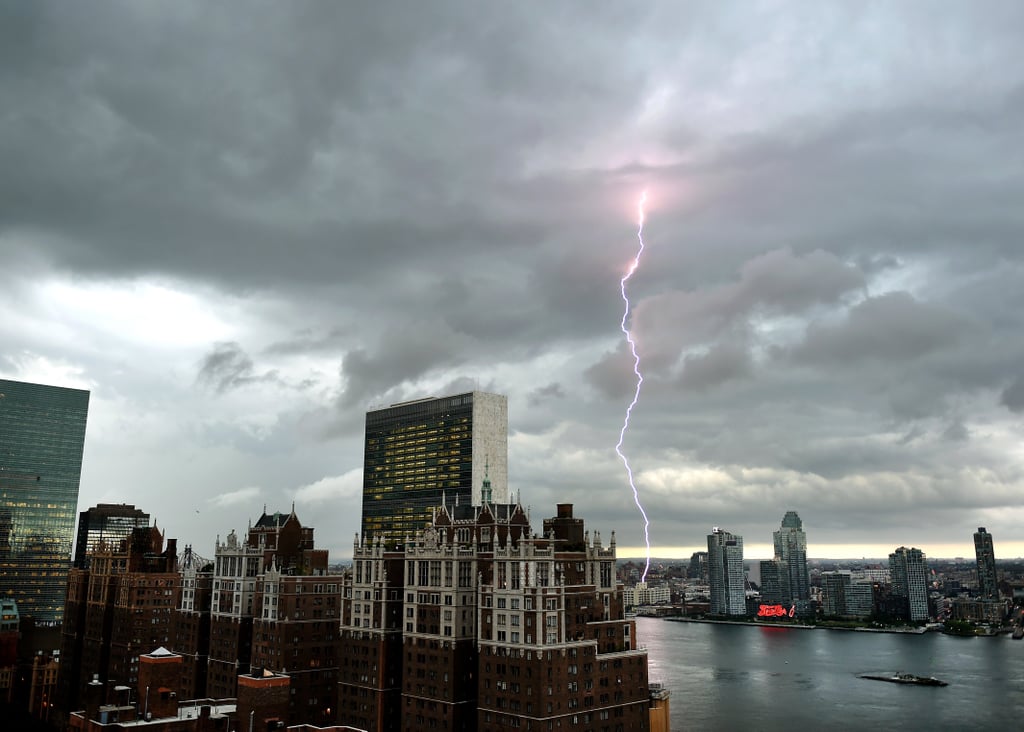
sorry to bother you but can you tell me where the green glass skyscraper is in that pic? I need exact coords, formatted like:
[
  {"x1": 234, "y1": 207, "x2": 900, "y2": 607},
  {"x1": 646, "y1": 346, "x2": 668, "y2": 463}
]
[
  {"x1": 361, "y1": 391, "x2": 507, "y2": 544},
  {"x1": 0, "y1": 378, "x2": 90, "y2": 623}
]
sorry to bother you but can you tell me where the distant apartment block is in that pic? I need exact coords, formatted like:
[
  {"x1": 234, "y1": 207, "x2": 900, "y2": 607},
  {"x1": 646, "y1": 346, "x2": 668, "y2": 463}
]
[
  {"x1": 773, "y1": 511, "x2": 810, "y2": 603},
  {"x1": 889, "y1": 546, "x2": 929, "y2": 622},
  {"x1": 708, "y1": 528, "x2": 745, "y2": 616},
  {"x1": 974, "y1": 527, "x2": 998, "y2": 599},
  {"x1": 624, "y1": 582, "x2": 672, "y2": 608}
]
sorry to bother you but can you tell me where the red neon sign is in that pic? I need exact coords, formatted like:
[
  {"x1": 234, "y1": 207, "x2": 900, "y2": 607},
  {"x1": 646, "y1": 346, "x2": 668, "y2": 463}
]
[{"x1": 757, "y1": 604, "x2": 796, "y2": 618}]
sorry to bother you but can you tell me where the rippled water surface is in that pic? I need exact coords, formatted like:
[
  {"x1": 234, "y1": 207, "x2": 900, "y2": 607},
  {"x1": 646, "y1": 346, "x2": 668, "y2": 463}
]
[{"x1": 638, "y1": 617, "x2": 1024, "y2": 731}]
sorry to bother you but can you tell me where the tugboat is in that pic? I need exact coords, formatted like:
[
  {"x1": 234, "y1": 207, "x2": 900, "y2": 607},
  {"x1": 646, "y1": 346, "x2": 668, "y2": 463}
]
[{"x1": 861, "y1": 672, "x2": 948, "y2": 687}]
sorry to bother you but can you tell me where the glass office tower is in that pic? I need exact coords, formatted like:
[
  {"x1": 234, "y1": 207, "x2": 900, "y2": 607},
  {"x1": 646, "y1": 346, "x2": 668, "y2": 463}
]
[
  {"x1": 361, "y1": 391, "x2": 507, "y2": 544},
  {"x1": 73, "y1": 503, "x2": 150, "y2": 569},
  {"x1": 0, "y1": 379, "x2": 90, "y2": 623}
]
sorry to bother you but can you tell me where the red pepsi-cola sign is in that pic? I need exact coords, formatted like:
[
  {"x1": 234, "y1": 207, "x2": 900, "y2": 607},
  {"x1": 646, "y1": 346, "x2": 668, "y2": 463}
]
[{"x1": 757, "y1": 604, "x2": 796, "y2": 618}]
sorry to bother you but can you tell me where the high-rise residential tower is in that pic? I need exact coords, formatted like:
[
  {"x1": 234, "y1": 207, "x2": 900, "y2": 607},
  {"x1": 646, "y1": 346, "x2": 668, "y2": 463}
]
[
  {"x1": 73, "y1": 503, "x2": 150, "y2": 569},
  {"x1": 0, "y1": 378, "x2": 90, "y2": 623},
  {"x1": 974, "y1": 527, "x2": 998, "y2": 599},
  {"x1": 773, "y1": 510, "x2": 809, "y2": 603},
  {"x1": 361, "y1": 391, "x2": 508, "y2": 544},
  {"x1": 707, "y1": 528, "x2": 746, "y2": 616},
  {"x1": 889, "y1": 546, "x2": 929, "y2": 622}
]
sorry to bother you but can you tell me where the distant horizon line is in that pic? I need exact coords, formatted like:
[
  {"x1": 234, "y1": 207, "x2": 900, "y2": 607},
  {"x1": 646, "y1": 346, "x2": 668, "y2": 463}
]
[{"x1": 611, "y1": 542, "x2": 1024, "y2": 563}]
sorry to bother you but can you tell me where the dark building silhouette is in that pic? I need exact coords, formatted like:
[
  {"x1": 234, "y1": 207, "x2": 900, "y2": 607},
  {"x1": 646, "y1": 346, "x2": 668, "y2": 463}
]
[
  {"x1": 0, "y1": 378, "x2": 90, "y2": 624},
  {"x1": 57, "y1": 526, "x2": 178, "y2": 717},
  {"x1": 974, "y1": 527, "x2": 998, "y2": 599},
  {"x1": 688, "y1": 551, "x2": 708, "y2": 583},
  {"x1": 74, "y1": 504, "x2": 150, "y2": 570}
]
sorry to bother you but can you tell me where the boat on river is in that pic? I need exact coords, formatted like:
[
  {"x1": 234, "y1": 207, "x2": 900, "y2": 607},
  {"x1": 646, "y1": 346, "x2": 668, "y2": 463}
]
[{"x1": 861, "y1": 672, "x2": 948, "y2": 687}]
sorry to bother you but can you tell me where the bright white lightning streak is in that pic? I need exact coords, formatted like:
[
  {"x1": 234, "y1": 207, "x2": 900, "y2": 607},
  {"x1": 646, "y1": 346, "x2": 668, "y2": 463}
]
[{"x1": 615, "y1": 190, "x2": 652, "y2": 583}]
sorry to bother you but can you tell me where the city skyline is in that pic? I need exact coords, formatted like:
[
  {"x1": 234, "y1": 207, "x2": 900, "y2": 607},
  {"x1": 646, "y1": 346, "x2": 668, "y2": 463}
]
[{"x1": 3, "y1": 4, "x2": 1024, "y2": 563}]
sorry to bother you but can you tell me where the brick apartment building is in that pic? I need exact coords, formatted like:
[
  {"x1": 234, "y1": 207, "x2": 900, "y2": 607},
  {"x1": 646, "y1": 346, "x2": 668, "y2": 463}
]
[
  {"x1": 61, "y1": 502, "x2": 664, "y2": 730},
  {"x1": 340, "y1": 500, "x2": 654, "y2": 732},
  {"x1": 58, "y1": 525, "x2": 180, "y2": 717},
  {"x1": 172, "y1": 545, "x2": 213, "y2": 700},
  {"x1": 251, "y1": 567, "x2": 343, "y2": 725},
  {"x1": 205, "y1": 507, "x2": 329, "y2": 700}
]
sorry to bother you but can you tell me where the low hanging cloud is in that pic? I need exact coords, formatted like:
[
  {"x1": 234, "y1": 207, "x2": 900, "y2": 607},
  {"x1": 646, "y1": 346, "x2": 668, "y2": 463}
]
[
  {"x1": 292, "y1": 469, "x2": 363, "y2": 504},
  {"x1": 791, "y1": 292, "x2": 965, "y2": 366},
  {"x1": 678, "y1": 341, "x2": 754, "y2": 392},
  {"x1": 208, "y1": 485, "x2": 262, "y2": 508}
]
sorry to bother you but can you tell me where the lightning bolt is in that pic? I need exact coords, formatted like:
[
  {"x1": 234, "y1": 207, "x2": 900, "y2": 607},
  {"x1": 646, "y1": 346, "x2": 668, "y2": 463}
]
[{"x1": 615, "y1": 190, "x2": 651, "y2": 583}]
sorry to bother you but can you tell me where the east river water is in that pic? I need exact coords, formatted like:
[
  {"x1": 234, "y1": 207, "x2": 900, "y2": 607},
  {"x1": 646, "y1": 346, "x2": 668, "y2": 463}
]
[{"x1": 637, "y1": 617, "x2": 1024, "y2": 731}]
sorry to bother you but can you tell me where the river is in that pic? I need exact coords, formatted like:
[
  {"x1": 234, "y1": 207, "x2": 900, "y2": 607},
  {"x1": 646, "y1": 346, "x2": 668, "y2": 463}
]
[{"x1": 637, "y1": 617, "x2": 1024, "y2": 731}]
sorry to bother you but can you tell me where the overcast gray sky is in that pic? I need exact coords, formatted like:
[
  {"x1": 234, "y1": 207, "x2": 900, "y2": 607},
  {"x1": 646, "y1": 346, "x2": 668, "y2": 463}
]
[{"x1": 3, "y1": 1, "x2": 1023, "y2": 561}]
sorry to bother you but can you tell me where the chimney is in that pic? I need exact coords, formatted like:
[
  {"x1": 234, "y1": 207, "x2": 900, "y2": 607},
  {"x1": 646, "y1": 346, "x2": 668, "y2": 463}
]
[
  {"x1": 236, "y1": 668, "x2": 290, "y2": 731},
  {"x1": 137, "y1": 647, "x2": 183, "y2": 720},
  {"x1": 85, "y1": 675, "x2": 104, "y2": 721}
]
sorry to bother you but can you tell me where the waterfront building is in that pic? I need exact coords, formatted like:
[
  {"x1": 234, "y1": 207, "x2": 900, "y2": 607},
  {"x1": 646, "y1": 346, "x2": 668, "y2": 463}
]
[
  {"x1": 0, "y1": 378, "x2": 90, "y2": 623},
  {"x1": 889, "y1": 546, "x2": 929, "y2": 622},
  {"x1": 844, "y1": 582, "x2": 874, "y2": 618},
  {"x1": 688, "y1": 551, "x2": 708, "y2": 583},
  {"x1": 951, "y1": 596, "x2": 1005, "y2": 625},
  {"x1": 624, "y1": 582, "x2": 672, "y2": 608},
  {"x1": 772, "y1": 511, "x2": 809, "y2": 603},
  {"x1": 708, "y1": 528, "x2": 745, "y2": 616},
  {"x1": 361, "y1": 391, "x2": 508, "y2": 544},
  {"x1": 759, "y1": 560, "x2": 785, "y2": 605},
  {"x1": 974, "y1": 527, "x2": 998, "y2": 599},
  {"x1": 73, "y1": 503, "x2": 150, "y2": 570},
  {"x1": 821, "y1": 571, "x2": 851, "y2": 616}
]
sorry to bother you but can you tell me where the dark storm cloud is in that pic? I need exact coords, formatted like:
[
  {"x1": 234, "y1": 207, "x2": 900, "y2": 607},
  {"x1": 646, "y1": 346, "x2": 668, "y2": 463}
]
[
  {"x1": 1002, "y1": 376, "x2": 1024, "y2": 413},
  {"x1": 197, "y1": 342, "x2": 278, "y2": 394},
  {"x1": 792, "y1": 293, "x2": 965, "y2": 366},
  {"x1": 678, "y1": 341, "x2": 753, "y2": 392},
  {"x1": 5, "y1": 1, "x2": 1024, "y2": 558},
  {"x1": 528, "y1": 383, "x2": 567, "y2": 407}
]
